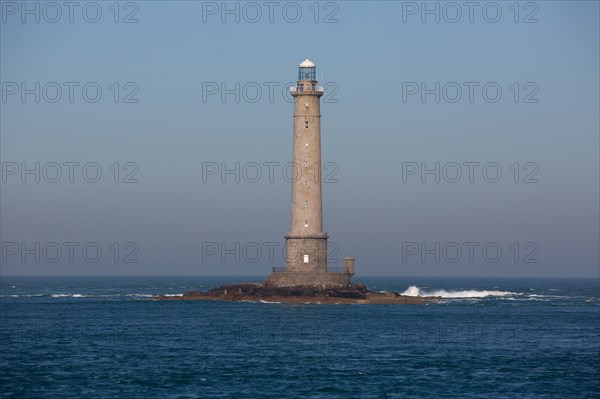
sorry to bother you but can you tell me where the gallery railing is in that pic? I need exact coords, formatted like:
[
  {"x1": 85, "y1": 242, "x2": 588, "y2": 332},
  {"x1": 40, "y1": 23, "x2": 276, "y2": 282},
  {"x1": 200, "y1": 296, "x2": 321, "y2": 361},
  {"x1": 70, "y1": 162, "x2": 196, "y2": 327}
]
[
  {"x1": 289, "y1": 84, "x2": 324, "y2": 93},
  {"x1": 271, "y1": 267, "x2": 350, "y2": 273}
]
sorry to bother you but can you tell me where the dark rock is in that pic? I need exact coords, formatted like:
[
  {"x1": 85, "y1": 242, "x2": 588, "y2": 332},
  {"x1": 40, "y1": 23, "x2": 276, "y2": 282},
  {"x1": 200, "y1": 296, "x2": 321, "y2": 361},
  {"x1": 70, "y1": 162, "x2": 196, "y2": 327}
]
[{"x1": 153, "y1": 282, "x2": 439, "y2": 305}]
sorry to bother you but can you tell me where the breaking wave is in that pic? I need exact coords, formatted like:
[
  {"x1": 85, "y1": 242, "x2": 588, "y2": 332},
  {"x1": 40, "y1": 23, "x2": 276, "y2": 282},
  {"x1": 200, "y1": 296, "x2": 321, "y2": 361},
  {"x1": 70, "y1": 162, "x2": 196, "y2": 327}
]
[
  {"x1": 400, "y1": 285, "x2": 518, "y2": 298},
  {"x1": 1, "y1": 293, "x2": 156, "y2": 299}
]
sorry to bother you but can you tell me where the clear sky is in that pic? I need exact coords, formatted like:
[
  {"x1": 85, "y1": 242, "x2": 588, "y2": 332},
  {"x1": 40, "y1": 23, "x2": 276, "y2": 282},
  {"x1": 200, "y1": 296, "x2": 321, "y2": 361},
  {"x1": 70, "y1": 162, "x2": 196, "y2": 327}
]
[{"x1": 1, "y1": 1, "x2": 598, "y2": 277}]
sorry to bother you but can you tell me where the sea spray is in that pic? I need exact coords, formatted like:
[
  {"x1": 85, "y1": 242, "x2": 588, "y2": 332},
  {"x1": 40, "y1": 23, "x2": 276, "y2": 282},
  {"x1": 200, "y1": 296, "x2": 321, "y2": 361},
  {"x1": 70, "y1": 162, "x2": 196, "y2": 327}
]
[{"x1": 400, "y1": 285, "x2": 518, "y2": 298}]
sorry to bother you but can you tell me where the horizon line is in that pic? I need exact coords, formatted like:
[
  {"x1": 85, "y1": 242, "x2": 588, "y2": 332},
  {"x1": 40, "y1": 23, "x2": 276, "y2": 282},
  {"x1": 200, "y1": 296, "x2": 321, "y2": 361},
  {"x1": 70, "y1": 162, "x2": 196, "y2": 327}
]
[{"x1": 1, "y1": 274, "x2": 598, "y2": 279}]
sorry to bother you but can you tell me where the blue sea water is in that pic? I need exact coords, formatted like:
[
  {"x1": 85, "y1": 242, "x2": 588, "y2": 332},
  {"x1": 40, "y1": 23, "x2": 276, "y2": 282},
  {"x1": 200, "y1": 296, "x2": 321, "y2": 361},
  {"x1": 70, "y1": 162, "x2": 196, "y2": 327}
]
[{"x1": 1, "y1": 276, "x2": 598, "y2": 398}]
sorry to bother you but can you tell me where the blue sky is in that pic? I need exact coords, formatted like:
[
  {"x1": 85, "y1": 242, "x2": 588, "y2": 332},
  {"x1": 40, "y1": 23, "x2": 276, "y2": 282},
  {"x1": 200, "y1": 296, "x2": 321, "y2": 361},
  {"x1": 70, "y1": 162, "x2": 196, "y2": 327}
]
[{"x1": 1, "y1": 1, "x2": 598, "y2": 277}]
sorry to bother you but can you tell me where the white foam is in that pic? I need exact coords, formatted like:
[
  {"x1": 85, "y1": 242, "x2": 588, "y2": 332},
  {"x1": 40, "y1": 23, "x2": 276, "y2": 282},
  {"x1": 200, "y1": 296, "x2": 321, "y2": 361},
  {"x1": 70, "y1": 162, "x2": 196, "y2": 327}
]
[
  {"x1": 527, "y1": 294, "x2": 566, "y2": 300},
  {"x1": 400, "y1": 285, "x2": 518, "y2": 298},
  {"x1": 259, "y1": 300, "x2": 282, "y2": 304},
  {"x1": 163, "y1": 294, "x2": 183, "y2": 297},
  {"x1": 401, "y1": 286, "x2": 421, "y2": 297},
  {"x1": 51, "y1": 293, "x2": 86, "y2": 298}
]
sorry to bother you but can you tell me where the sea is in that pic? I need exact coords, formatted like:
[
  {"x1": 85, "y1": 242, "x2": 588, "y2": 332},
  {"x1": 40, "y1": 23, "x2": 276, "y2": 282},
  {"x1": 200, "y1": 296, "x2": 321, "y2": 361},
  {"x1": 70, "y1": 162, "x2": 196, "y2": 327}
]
[{"x1": 1, "y1": 276, "x2": 598, "y2": 398}]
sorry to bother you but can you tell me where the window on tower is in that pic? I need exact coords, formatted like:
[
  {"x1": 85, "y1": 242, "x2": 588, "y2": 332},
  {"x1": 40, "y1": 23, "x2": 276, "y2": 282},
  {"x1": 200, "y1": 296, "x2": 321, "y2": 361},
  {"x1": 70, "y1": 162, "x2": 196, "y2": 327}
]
[
  {"x1": 304, "y1": 221, "x2": 309, "y2": 227},
  {"x1": 299, "y1": 67, "x2": 316, "y2": 81},
  {"x1": 304, "y1": 201, "x2": 308, "y2": 207},
  {"x1": 303, "y1": 255, "x2": 309, "y2": 263},
  {"x1": 305, "y1": 121, "x2": 309, "y2": 128}
]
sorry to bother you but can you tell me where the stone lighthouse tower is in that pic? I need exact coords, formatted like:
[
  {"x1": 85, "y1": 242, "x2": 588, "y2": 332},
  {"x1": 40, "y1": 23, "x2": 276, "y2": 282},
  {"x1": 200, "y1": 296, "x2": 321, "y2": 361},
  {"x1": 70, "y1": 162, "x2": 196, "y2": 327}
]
[{"x1": 265, "y1": 59, "x2": 355, "y2": 287}]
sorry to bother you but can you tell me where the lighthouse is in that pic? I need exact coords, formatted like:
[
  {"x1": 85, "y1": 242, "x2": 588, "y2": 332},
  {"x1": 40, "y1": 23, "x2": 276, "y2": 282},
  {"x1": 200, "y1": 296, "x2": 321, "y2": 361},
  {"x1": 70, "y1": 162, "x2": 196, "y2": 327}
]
[{"x1": 265, "y1": 59, "x2": 355, "y2": 287}]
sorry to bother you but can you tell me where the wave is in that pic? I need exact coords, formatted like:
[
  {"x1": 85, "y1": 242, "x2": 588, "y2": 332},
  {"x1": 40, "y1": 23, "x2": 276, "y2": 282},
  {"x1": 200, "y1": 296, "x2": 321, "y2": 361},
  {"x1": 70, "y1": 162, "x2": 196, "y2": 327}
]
[
  {"x1": 400, "y1": 285, "x2": 518, "y2": 298},
  {"x1": 0, "y1": 293, "x2": 158, "y2": 299},
  {"x1": 49, "y1": 293, "x2": 158, "y2": 298}
]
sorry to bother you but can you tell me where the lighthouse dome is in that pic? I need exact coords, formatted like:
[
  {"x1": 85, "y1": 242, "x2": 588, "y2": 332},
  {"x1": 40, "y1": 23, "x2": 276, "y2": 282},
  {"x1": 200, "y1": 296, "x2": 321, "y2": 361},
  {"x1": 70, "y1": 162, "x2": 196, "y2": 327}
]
[
  {"x1": 298, "y1": 59, "x2": 317, "y2": 81},
  {"x1": 299, "y1": 59, "x2": 316, "y2": 68}
]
